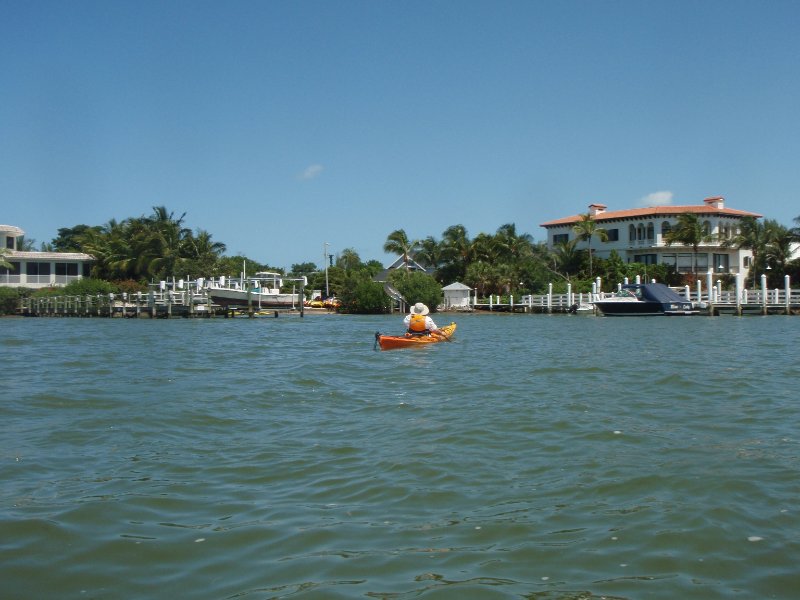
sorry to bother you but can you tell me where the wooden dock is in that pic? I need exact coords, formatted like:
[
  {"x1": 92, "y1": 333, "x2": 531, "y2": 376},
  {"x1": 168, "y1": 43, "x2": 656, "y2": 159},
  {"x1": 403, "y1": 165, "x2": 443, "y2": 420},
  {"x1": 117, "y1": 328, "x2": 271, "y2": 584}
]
[
  {"x1": 17, "y1": 289, "x2": 307, "y2": 318},
  {"x1": 17, "y1": 274, "x2": 800, "y2": 318}
]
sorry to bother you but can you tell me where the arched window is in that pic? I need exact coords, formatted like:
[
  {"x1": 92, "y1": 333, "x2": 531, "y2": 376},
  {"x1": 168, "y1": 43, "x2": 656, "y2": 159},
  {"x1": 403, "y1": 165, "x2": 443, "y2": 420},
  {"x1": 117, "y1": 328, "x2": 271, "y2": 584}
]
[
  {"x1": 637, "y1": 224, "x2": 645, "y2": 241},
  {"x1": 629, "y1": 224, "x2": 636, "y2": 242},
  {"x1": 703, "y1": 220, "x2": 712, "y2": 235},
  {"x1": 661, "y1": 221, "x2": 672, "y2": 236},
  {"x1": 647, "y1": 222, "x2": 655, "y2": 240}
]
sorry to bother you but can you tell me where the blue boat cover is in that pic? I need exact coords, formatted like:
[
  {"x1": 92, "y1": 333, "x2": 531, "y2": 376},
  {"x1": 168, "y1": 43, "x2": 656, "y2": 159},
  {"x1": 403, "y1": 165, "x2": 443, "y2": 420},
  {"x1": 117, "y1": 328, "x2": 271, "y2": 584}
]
[{"x1": 631, "y1": 283, "x2": 687, "y2": 303}]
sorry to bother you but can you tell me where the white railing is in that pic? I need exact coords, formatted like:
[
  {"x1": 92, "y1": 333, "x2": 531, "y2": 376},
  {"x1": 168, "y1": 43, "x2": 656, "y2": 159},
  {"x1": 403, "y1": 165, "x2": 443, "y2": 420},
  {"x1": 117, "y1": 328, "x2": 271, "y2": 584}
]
[{"x1": 477, "y1": 273, "x2": 800, "y2": 312}]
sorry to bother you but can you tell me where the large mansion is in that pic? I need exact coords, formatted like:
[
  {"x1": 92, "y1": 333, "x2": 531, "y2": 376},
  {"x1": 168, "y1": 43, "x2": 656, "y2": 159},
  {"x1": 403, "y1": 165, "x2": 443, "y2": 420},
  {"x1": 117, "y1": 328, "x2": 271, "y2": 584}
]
[
  {"x1": 1, "y1": 224, "x2": 93, "y2": 289},
  {"x1": 540, "y1": 197, "x2": 762, "y2": 276}
]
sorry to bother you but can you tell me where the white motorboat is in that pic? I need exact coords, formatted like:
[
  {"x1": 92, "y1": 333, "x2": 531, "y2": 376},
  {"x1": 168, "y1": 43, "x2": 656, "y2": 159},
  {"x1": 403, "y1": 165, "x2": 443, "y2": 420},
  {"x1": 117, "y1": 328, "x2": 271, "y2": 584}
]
[
  {"x1": 593, "y1": 283, "x2": 698, "y2": 316},
  {"x1": 208, "y1": 272, "x2": 304, "y2": 309}
]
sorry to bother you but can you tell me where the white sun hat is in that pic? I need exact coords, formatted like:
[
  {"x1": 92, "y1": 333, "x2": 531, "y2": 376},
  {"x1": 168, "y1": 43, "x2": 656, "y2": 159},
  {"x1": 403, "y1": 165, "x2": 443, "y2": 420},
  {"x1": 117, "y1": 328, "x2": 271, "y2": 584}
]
[{"x1": 409, "y1": 302, "x2": 429, "y2": 315}]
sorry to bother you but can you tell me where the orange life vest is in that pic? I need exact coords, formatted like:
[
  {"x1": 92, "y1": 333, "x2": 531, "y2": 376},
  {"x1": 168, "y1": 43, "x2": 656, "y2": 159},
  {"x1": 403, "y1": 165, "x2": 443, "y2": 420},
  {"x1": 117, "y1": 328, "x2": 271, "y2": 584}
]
[{"x1": 408, "y1": 313, "x2": 428, "y2": 334}]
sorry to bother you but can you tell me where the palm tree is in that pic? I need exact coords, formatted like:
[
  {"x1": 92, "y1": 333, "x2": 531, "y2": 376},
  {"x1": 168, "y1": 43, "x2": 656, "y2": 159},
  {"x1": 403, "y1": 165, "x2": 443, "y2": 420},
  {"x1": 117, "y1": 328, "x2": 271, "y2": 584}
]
[
  {"x1": 495, "y1": 262, "x2": 515, "y2": 295},
  {"x1": 722, "y1": 216, "x2": 767, "y2": 287},
  {"x1": 572, "y1": 213, "x2": 608, "y2": 279},
  {"x1": 465, "y1": 261, "x2": 495, "y2": 297},
  {"x1": 336, "y1": 247, "x2": 362, "y2": 271},
  {"x1": 383, "y1": 229, "x2": 419, "y2": 271},
  {"x1": 138, "y1": 206, "x2": 192, "y2": 279},
  {"x1": 415, "y1": 236, "x2": 442, "y2": 271},
  {"x1": 604, "y1": 249, "x2": 627, "y2": 287},
  {"x1": 664, "y1": 213, "x2": 714, "y2": 276},
  {"x1": 0, "y1": 248, "x2": 12, "y2": 270},
  {"x1": 439, "y1": 224, "x2": 473, "y2": 280},
  {"x1": 185, "y1": 229, "x2": 226, "y2": 257},
  {"x1": 791, "y1": 215, "x2": 800, "y2": 242},
  {"x1": 183, "y1": 229, "x2": 227, "y2": 277},
  {"x1": 470, "y1": 232, "x2": 496, "y2": 264},
  {"x1": 494, "y1": 223, "x2": 534, "y2": 264},
  {"x1": 16, "y1": 237, "x2": 38, "y2": 251},
  {"x1": 52, "y1": 225, "x2": 102, "y2": 252},
  {"x1": 79, "y1": 218, "x2": 135, "y2": 279},
  {"x1": 763, "y1": 220, "x2": 792, "y2": 285},
  {"x1": 493, "y1": 223, "x2": 535, "y2": 289},
  {"x1": 550, "y1": 239, "x2": 583, "y2": 281}
]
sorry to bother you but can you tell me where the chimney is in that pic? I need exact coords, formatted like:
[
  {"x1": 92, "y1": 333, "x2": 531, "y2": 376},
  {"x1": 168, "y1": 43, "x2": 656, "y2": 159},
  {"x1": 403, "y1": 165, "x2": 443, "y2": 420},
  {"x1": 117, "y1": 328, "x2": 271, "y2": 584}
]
[
  {"x1": 588, "y1": 203, "x2": 607, "y2": 217},
  {"x1": 704, "y1": 197, "x2": 724, "y2": 210}
]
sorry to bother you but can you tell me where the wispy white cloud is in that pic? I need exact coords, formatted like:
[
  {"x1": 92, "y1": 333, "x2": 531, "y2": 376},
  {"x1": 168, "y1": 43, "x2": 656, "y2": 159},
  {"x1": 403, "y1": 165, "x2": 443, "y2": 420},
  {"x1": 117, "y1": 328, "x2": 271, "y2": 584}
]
[
  {"x1": 639, "y1": 191, "x2": 673, "y2": 206},
  {"x1": 299, "y1": 164, "x2": 324, "y2": 180}
]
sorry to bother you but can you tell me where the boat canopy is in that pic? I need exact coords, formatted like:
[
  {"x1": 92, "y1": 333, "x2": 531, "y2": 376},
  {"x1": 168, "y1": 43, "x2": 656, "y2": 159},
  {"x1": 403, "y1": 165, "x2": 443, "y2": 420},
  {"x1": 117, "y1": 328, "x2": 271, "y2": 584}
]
[{"x1": 626, "y1": 283, "x2": 686, "y2": 303}]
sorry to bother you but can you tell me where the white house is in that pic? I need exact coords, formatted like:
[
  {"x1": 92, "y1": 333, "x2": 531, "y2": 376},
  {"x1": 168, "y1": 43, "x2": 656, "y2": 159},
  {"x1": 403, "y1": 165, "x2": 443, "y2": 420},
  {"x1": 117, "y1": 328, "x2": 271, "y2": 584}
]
[
  {"x1": 539, "y1": 197, "x2": 762, "y2": 277},
  {"x1": 1, "y1": 224, "x2": 93, "y2": 289},
  {"x1": 442, "y1": 282, "x2": 472, "y2": 309}
]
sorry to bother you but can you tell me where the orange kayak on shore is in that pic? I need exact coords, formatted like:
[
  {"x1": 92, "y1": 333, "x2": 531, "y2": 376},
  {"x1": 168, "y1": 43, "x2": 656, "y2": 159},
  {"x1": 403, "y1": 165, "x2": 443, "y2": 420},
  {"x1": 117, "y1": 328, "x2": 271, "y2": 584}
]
[{"x1": 375, "y1": 322, "x2": 457, "y2": 350}]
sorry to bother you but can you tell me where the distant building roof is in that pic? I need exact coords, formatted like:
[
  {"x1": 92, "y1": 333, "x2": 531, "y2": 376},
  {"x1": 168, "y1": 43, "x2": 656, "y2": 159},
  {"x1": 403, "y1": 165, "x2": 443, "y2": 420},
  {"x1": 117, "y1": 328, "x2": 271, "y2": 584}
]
[
  {"x1": 540, "y1": 197, "x2": 762, "y2": 228},
  {"x1": 0, "y1": 225, "x2": 25, "y2": 235},
  {"x1": 7, "y1": 250, "x2": 93, "y2": 260},
  {"x1": 374, "y1": 255, "x2": 430, "y2": 282},
  {"x1": 386, "y1": 256, "x2": 429, "y2": 272},
  {"x1": 442, "y1": 282, "x2": 472, "y2": 291}
]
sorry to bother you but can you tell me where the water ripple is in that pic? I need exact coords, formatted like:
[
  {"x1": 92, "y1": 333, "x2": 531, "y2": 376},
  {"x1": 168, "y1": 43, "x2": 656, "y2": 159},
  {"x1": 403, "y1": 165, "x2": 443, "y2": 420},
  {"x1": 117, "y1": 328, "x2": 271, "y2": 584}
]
[{"x1": 2, "y1": 315, "x2": 800, "y2": 598}]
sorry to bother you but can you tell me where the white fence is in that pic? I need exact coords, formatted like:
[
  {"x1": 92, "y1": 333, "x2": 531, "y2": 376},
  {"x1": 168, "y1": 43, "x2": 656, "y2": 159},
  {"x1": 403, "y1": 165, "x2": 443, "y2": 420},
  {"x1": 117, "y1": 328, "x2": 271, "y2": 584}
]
[{"x1": 478, "y1": 272, "x2": 800, "y2": 313}]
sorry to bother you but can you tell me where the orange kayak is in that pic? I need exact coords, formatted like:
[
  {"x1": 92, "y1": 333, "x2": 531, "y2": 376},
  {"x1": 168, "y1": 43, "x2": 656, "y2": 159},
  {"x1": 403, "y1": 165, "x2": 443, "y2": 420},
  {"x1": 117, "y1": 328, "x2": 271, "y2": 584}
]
[{"x1": 375, "y1": 322, "x2": 456, "y2": 350}]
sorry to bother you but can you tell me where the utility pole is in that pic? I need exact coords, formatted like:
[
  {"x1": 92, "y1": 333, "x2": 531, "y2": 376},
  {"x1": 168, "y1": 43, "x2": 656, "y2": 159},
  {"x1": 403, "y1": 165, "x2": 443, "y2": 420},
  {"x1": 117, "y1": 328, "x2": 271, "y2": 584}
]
[{"x1": 324, "y1": 242, "x2": 330, "y2": 297}]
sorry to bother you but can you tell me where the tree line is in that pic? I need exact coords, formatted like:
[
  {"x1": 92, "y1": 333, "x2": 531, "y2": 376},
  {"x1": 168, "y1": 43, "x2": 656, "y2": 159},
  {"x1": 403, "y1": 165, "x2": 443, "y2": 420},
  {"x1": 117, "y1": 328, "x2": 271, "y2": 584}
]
[
  {"x1": 384, "y1": 212, "x2": 800, "y2": 296},
  {"x1": 47, "y1": 207, "x2": 234, "y2": 283},
  {"x1": 3, "y1": 206, "x2": 800, "y2": 313},
  {"x1": 661, "y1": 213, "x2": 800, "y2": 289}
]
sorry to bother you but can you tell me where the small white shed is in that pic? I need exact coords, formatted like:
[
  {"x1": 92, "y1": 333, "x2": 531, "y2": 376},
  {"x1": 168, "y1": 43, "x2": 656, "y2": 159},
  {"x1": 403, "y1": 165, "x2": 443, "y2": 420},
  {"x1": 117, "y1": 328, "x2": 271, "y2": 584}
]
[{"x1": 442, "y1": 282, "x2": 472, "y2": 309}]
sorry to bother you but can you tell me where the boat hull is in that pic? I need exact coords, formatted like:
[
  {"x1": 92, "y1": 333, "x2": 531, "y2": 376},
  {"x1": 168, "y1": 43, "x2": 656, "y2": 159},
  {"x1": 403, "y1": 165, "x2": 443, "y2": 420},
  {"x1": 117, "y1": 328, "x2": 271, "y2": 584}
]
[
  {"x1": 593, "y1": 301, "x2": 696, "y2": 316},
  {"x1": 209, "y1": 289, "x2": 299, "y2": 309},
  {"x1": 594, "y1": 283, "x2": 699, "y2": 316},
  {"x1": 377, "y1": 323, "x2": 457, "y2": 350},
  {"x1": 594, "y1": 283, "x2": 700, "y2": 317}
]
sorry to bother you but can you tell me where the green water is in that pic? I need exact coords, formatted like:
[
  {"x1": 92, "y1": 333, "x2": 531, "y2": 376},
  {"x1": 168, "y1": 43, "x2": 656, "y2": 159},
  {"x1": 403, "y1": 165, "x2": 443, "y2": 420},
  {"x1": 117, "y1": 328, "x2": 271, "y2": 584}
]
[{"x1": 2, "y1": 314, "x2": 799, "y2": 599}]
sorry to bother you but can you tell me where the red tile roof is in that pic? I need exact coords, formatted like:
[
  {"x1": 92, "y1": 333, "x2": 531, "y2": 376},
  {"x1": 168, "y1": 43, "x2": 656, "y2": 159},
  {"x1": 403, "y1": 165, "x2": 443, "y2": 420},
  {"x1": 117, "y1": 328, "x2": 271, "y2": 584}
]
[{"x1": 540, "y1": 204, "x2": 762, "y2": 227}]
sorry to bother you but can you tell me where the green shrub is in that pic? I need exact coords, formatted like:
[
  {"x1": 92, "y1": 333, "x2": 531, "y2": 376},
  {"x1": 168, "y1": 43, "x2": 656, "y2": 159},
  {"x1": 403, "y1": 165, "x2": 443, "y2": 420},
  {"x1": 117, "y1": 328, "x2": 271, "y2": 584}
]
[
  {"x1": 60, "y1": 278, "x2": 119, "y2": 296},
  {"x1": 338, "y1": 276, "x2": 390, "y2": 314},
  {"x1": 114, "y1": 279, "x2": 148, "y2": 295},
  {"x1": 0, "y1": 287, "x2": 22, "y2": 315},
  {"x1": 30, "y1": 287, "x2": 62, "y2": 298},
  {"x1": 30, "y1": 279, "x2": 123, "y2": 298},
  {"x1": 388, "y1": 270, "x2": 443, "y2": 312}
]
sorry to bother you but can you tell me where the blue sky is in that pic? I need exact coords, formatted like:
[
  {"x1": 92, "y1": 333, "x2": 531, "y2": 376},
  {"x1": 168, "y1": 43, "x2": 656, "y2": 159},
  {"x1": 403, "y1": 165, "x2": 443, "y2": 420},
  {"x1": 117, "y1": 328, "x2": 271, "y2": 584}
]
[{"x1": 2, "y1": 0, "x2": 799, "y2": 271}]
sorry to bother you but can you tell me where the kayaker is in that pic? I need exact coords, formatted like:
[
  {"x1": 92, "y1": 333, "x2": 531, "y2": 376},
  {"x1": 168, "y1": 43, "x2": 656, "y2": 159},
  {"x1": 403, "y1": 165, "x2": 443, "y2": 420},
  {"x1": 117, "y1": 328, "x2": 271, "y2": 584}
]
[{"x1": 404, "y1": 303, "x2": 440, "y2": 336}]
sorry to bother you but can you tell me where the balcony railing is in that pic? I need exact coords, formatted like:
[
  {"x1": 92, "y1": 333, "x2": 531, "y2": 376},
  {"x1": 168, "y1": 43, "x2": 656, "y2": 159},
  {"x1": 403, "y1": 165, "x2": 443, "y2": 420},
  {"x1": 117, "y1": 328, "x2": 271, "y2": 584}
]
[{"x1": 626, "y1": 238, "x2": 730, "y2": 248}]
